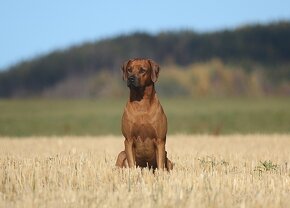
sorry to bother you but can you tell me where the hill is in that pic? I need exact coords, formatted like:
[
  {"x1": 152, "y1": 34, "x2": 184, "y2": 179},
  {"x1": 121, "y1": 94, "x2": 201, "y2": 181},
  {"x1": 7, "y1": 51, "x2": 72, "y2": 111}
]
[{"x1": 0, "y1": 21, "x2": 290, "y2": 97}]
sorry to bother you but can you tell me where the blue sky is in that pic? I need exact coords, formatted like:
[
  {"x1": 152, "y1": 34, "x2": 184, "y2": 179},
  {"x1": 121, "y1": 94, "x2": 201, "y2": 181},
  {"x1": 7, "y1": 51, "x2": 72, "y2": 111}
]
[{"x1": 1, "y1": 0, "x2": 290, "y2": 70}]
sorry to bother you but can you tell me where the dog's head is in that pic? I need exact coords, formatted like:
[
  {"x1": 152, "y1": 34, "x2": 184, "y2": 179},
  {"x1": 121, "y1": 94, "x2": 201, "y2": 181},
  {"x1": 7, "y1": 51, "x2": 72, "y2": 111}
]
[{"x1": 121, "y1": 58, "x2": 160, "y2": 89}]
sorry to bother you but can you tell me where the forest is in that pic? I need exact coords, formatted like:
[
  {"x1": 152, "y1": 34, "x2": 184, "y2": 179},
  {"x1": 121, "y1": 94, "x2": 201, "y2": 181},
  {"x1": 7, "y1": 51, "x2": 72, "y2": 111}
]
[{"x1": 0, "y1": 21, "x2": 289, "y2": 97}]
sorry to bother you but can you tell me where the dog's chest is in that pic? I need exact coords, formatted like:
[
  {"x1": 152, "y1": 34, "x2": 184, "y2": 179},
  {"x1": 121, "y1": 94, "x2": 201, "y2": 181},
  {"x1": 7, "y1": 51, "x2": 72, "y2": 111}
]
[
  {"x1": 131, "y1": 119, "x2": 157, "y2": 141},
  {"x1": 122, "y1": 101, "x2": 166, "y2": 140},
  {"x1": 124, "y1": 108, "x2": 154, "y2": 138}
]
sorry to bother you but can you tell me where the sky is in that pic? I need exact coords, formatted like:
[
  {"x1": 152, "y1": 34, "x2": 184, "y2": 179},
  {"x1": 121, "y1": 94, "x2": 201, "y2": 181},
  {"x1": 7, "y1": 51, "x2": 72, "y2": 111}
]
[{"x1": 1, "y1": 0, "x2": 290, "y2": 70}]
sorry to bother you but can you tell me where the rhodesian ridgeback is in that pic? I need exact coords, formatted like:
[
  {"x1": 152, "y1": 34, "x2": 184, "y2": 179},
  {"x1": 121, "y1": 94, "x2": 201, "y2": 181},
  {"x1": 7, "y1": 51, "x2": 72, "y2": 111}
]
[{"x1": 115, "y1": 58, "x2": 173, "y2": 171}]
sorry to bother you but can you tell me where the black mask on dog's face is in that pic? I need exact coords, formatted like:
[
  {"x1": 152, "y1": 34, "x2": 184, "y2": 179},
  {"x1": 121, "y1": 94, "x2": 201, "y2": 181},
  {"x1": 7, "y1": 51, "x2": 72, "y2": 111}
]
[{"x1": 127, "y1": 74, "x2": 140, "y2": 88}]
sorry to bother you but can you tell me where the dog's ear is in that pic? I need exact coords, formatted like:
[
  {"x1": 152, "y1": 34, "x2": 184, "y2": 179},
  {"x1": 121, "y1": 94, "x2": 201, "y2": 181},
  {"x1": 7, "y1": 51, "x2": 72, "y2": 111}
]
[
  {"x1": 121, "y1": 60, "x2": 131, "y2": 81},
  {"x1": 148, "y1": 59, "x2": 160, "y2": 82}
]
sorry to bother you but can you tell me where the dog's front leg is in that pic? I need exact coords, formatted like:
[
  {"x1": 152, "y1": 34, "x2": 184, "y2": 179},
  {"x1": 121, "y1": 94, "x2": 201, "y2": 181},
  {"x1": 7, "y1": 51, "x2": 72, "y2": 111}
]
[
  {"x1": 125, "y1": 137, "x2": 135, "y2": 168},
  {"x1": 154, "y1": 138, "x2": 166, "y2": 170}
]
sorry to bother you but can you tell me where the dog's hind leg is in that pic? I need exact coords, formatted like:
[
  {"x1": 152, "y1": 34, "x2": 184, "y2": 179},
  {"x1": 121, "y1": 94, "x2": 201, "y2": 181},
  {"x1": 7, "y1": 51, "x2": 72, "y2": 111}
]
[
  {"x1": 115, "y1": 151, "x2": 128, "y2": 168},
  {"x1": 165, "y1": 151, "x2": 173, "y2": 171},
  {"x1": 166, "y1": 158, "x2": 173, "y2": 171}
]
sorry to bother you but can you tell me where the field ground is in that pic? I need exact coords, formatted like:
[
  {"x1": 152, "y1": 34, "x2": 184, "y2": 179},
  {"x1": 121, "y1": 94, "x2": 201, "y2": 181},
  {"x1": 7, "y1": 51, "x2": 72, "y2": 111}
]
[
  {"x1": 0, "y1": 135, "x2": 290, "y2": 207},
  {"x1": 1, "y1": 97, "x2": 290, "y2": 136}
]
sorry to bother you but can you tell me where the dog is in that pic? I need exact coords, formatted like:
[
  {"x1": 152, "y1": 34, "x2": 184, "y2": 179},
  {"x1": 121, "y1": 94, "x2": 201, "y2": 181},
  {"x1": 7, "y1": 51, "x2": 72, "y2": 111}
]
[{"x1": 115, "y1": 58, "x2": 173, "y2": 171}]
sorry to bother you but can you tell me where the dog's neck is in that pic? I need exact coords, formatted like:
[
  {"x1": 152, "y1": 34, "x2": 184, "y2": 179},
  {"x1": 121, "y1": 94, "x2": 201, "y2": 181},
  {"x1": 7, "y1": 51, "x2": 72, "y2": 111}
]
[{"x1": 129, "y1": 84, "x2": 157, "y2": 110}]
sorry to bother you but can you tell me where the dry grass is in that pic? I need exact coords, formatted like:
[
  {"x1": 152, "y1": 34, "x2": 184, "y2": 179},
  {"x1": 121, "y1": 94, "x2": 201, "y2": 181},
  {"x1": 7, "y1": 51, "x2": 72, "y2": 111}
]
[{"x1": 0, "y1": 135, "x2": 290, "y2": 208}]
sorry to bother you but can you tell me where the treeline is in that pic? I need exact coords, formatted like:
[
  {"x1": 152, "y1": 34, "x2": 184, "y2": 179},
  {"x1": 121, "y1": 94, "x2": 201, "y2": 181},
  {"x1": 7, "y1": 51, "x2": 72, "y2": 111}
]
[
  {"x1": 40, "y1": 60, "x2": 289, "y2": 98},
  {"x1": 0, "y1": 21, "x2": 290, "y2": 97}
]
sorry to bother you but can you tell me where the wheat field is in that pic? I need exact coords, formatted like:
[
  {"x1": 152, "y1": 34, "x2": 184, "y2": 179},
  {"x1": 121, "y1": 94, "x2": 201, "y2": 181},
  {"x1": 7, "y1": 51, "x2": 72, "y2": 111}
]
[{"x1": 0, "y1": 135, "x2": 290, "y2": 208}]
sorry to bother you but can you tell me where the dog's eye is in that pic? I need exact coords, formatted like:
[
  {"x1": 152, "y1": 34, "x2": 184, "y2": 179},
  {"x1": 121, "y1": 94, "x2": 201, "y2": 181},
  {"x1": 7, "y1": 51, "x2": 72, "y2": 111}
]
[
  {"x1": 140, "y1": 68, "x2": 146, "y2": 73},
  {"x1": 127, "y1": 68, "x2": 132, "y2": 73}
]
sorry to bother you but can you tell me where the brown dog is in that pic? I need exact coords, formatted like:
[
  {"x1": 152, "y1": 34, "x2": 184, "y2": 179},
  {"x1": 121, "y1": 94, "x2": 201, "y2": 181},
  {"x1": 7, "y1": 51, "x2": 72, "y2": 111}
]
[{"x1": 115, "y1": 58, "x2": 173, "y2": 171}]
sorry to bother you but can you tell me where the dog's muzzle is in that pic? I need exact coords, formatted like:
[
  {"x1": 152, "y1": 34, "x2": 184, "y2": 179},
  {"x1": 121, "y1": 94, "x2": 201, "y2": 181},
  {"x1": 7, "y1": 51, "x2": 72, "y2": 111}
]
[{"x1": 127, "y1": 75, "x2": 139, "y2": 88}]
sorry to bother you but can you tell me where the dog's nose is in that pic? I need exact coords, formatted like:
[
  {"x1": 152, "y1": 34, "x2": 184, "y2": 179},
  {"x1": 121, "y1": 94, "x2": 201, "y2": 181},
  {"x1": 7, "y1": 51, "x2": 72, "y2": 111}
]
[
  {"x1": 127, "y1": 75, "x2": 139, "y2": 87},
  {"x1": 128, "y1": 75, "x2": 135, "y2": 83}
]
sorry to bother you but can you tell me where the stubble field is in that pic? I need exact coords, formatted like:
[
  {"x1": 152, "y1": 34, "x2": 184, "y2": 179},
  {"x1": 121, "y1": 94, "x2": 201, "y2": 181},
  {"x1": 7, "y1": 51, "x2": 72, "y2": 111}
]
[{"x1": 1, "y1": 134, "x2": 290, "y2": 208}]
